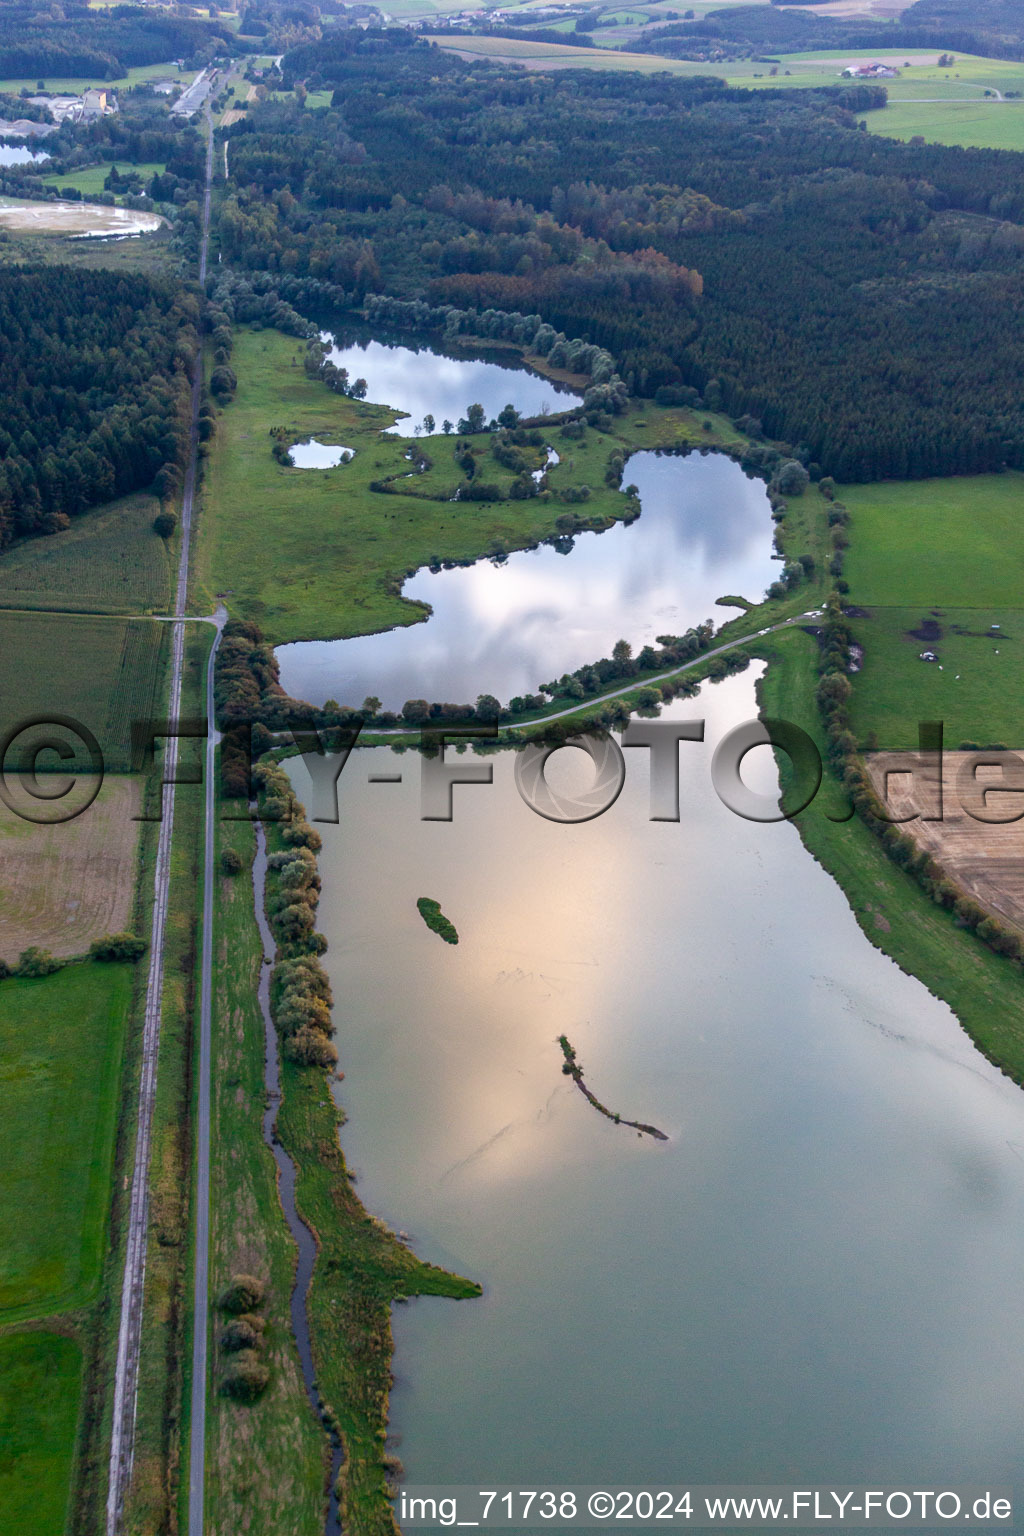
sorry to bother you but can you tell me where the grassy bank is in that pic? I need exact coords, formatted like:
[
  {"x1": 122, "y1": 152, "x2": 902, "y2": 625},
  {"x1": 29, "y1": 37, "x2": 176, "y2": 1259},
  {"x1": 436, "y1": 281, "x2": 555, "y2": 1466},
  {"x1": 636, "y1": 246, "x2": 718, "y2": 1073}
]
[
  {"x1": 206, "y1": 807, "x2": 325, "y2": 1536},
  {"x1": 197, "y1": 326, "x2": 748, "y2": 645}
]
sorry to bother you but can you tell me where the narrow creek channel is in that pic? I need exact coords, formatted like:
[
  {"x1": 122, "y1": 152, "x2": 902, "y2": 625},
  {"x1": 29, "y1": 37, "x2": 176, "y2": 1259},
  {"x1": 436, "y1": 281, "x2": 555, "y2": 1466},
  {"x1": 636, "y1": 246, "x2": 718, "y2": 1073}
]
[{"x1": 252, "y1": 822, "x2": 343, "y2": 1536}]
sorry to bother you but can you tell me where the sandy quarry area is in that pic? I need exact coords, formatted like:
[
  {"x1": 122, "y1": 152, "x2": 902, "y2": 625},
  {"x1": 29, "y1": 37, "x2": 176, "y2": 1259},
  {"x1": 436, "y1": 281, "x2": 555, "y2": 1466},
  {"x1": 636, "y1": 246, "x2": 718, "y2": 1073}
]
[
  {"x1": 0, "y1": 196, "x2": 164, "y2": 237},
  {"x1": 866, "y1": 750, "x2": 1024, "y2": 931}
]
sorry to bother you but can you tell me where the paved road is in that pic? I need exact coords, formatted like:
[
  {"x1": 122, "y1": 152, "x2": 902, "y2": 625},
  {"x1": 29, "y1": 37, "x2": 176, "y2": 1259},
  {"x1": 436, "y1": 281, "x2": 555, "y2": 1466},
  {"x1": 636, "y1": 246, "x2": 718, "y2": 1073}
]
[{"x1": 105, "y1": 109, "x2": 217, "y2": 1536}]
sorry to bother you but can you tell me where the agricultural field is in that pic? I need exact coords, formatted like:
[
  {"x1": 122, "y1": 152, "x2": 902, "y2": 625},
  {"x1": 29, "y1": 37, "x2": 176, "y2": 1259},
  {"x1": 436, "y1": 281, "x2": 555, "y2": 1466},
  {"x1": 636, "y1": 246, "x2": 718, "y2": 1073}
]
[
  {"x1": 0, "y1": 961, "x2": 134, "y2": 1322},
  {"x1": 838, "y1": 473, "x2": 1024, "y2": 750},
  {"x1": 866, "y1": 99, "x2": 1024, "y2": 150},
  {"x1": 427, "y1": 34, "x2": 713, "y2": 71},
  {"x1": 842, "y1": 473, "x2": 1024, "y2": 607},
  {"x1": 0, "y1": 491, "x2": 173, "y2": 614},
  {"x1": 197, "y1": 327, "x2": 744, "y2": 643},
  {"x1": 0, "y1": 610, "x2": 169, "y2": 773},
  {"x1": 0, "y1": 62, "x2": 198, "y2": 95},
  {"x1": 0, "y1": 1331, "x2": 83, "y2": 1536},
  {"x1": 0, "y1": 777, "x2": 141, "y2": 962},
  {"x1": 865, "y1": 750, "x2": 1024, "y2": 931},
  {"x1": 42, "y1": 161, "x2": 166, "y2": 198}
]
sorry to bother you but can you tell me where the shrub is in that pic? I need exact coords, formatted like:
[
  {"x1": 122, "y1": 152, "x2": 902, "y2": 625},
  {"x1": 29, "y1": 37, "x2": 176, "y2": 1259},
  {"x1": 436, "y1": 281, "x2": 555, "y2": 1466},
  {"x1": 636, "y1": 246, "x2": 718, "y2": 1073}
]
[
  {"x1": 219, "y1": 1274, "x2": 265, "y2": 1315},
  {"x1": 16, "y1": 946, "x2": 62, "y2": 978},
  {"x1": 90, "y1": 932, "x2": 147, "y2": 962},
  {"x1": 221, "y1": 1317, "x2": 261, "y2": 1353},
  {"x1": 285, "y1": 1027, "x2": 339, "y2": 1068},
  {"x1": 153, "y1": 510, "x2": 177, "y2": 539},
  {"x1": 221, "y1": 1350, "x2": 270, "y2": 1402},
  {"x1": 221, "y1": 847, "x2": 244, "y2": 877}
]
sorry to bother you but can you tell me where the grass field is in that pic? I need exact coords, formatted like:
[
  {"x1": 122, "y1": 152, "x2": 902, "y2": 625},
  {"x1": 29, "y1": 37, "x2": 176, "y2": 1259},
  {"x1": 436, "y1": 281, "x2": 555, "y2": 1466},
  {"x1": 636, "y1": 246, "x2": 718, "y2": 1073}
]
[
  {"x1": 0, "y1": 610, "x2": 169, "y2": 774},
  {"x1": 0, "y1": 491, "x2": 173, "y2": 614},
  {"x1": 837, "y1": 473, "x2": 1024, "y2": 748},
  {"x1": 0, "y1": 62, "x2": 197, "y2": 94},
  {"x1": 0, "y1": 1331, "x2": 83, "y2": 1536},
  {"x1": 42, "y1": 161, "x2": 165, "y2": 197},
  {"x1": 199, "y1": 327, "x2": 746, "y2": 644},
  {"x1": 866, "y1": 99, "x2": 1024, "y2": 150},
  {"x1": 0, "y1": 962, "x2": 134, "y2": 1322},
  {"x1": 0, "y1": 777, "x2": 140, "y2": 962},
  {"x1": 842, "y1": 473, "x2": 1024, "y2": 607}
]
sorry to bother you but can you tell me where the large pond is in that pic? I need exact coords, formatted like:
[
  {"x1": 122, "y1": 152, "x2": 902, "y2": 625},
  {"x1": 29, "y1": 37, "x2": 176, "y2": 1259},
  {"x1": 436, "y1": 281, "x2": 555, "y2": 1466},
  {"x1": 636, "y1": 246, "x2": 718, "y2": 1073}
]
[
  {"x1": 291, "y1": 669, "x2": 1024, "y2": 1496},
  {"x1": 277, "y1": 451, "x2": 779, "y2": 711},
  {"x1": 324, "y1": 331, "x2": 581, "y2": 436},
  {"x1": 0, "y1": 145, "x2": 50, "y2": 166}
]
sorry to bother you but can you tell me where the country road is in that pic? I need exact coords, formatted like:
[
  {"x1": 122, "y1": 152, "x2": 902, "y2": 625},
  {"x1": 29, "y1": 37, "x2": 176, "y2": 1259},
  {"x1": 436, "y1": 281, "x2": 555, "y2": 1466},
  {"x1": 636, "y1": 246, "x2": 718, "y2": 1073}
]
[{"x1": 105, "y1": 107, "x2": 217, "y2": 1536}]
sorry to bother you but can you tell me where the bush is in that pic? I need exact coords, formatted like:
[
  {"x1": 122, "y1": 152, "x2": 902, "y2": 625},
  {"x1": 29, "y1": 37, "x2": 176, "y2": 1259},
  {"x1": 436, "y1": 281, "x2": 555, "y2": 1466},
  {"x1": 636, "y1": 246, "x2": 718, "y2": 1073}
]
[
  {"x1": 0, "y1": 959, "x2": 11, "y2": 981},
  {"x1": 219, "y1": 1274, "x2": 265, "y2": 1315},
  {"x1": 221, "y1": 1317, "x2": 261, "y2": 1353},
  {"x1": 90, "y1": 932, "x2": 147, "y2": 962},
  {"x1": 220, "y1": 1350, "x2": 270, "y2": 1402},
  {"x1": 285, "y1": 1026, "x2": 339, "y2": 1068},
  {"x1": 153, "y1": 510, "x2": 177, "y2": 539},
  {"x1": 17, "y1": 946, "x2": 62, "y2": 978},
  {"x1": 775, "y1": 459, "x2": 810, "y2": 497},
  {"x1": 221, "y1": 847, "x2": 244, "y2": 877}
]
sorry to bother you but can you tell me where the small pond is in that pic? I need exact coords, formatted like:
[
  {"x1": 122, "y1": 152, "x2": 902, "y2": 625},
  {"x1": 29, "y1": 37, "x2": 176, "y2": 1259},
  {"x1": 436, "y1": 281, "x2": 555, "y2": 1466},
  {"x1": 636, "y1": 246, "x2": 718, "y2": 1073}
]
[
  {"x1": 289, "y1": 439, "x2": 354, "y2": 469},
  {"x1": 323, "y1": 331, "x2": 582, "y2": 436}
]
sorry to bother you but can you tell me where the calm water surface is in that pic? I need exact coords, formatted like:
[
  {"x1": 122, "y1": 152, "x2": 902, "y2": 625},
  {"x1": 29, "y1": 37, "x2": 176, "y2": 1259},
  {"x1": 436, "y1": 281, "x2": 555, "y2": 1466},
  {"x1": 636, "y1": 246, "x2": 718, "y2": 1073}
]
[
  {"x1": 291, "y1": 671, "x2": 1024, "y2": 1493},
  {"x1": 277, "y1": 452, "x2": 777, "y2": 710},
  {"x1": 0, "y1": 145, "x2": 49, "y2": 166},
  {"x1": 324, "y1": 333, "x2": 580, "y2": 436},
  {"x1": 289, "y1": 438, "x2": 354, "y2": 468}
]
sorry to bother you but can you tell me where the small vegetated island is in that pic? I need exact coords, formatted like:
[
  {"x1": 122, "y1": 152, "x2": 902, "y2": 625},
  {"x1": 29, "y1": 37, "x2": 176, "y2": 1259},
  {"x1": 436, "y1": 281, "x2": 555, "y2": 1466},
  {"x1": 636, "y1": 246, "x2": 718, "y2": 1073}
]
[
  {"x1": 417, "y1": 896, "x2": 460, "y2": 944},
  {"x1": 559, "y1": 1035, "x2": 668, "y2": 1141}
]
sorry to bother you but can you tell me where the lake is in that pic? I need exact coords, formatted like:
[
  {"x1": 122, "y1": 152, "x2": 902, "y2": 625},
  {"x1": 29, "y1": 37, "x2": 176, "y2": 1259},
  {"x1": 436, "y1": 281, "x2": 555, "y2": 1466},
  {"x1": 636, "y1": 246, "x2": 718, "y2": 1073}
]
[
  {"x1": 323, "y1": 331, "x2": 581, "y2": 436},
  {"x1": 277, "y1": 450, "x2": 779, "y2": 711},
  {"x1": 291, "y1": 668, "x2": 1024, "y2": 1496},
  {"x1": 0, "y1": 146, "x2": 50, "y2": 166}
]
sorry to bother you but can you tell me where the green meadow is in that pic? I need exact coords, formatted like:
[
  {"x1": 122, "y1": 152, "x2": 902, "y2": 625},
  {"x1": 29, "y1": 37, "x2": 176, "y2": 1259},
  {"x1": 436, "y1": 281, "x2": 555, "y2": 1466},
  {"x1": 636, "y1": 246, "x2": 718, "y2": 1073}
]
[
  {"x1": 0, "y1": 490, "x2": 173, "y2": 614},
  {"x1": 42, "y1": 161, "x2": 165, "y2": 198},
  {"x1": 0, "y1": 610, "x2": 169, "y2": 773},
  {"x1": 0, "y1": 963, "x2": 134, "y2": 1323},
  {"x1": 866, "y1": 99, "x2": 1024, "y2": 150},
  {"x1": 0, "y1": 1332, "x2": 83, "y2": 1536},
  {"x1": 198, "y1": 326, "x2": 744, "y2": 644},
  {"x1": 842, "y1": 473, "x2": 1024, "y2": 607},
  {"x1": 837, "y1": 473, "x2": 1024, "y2": 748}
]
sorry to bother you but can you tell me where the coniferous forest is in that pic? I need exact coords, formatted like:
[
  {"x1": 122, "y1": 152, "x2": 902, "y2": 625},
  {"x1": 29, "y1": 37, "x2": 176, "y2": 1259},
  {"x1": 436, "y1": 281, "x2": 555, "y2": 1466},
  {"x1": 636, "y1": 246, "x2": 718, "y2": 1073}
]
[
  {"x1": 218, "y1": 34, "x2": 1024, "y2": 481},
  {"x1": 0, "y1": 270, "x2": 197, "y2": 547}
]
